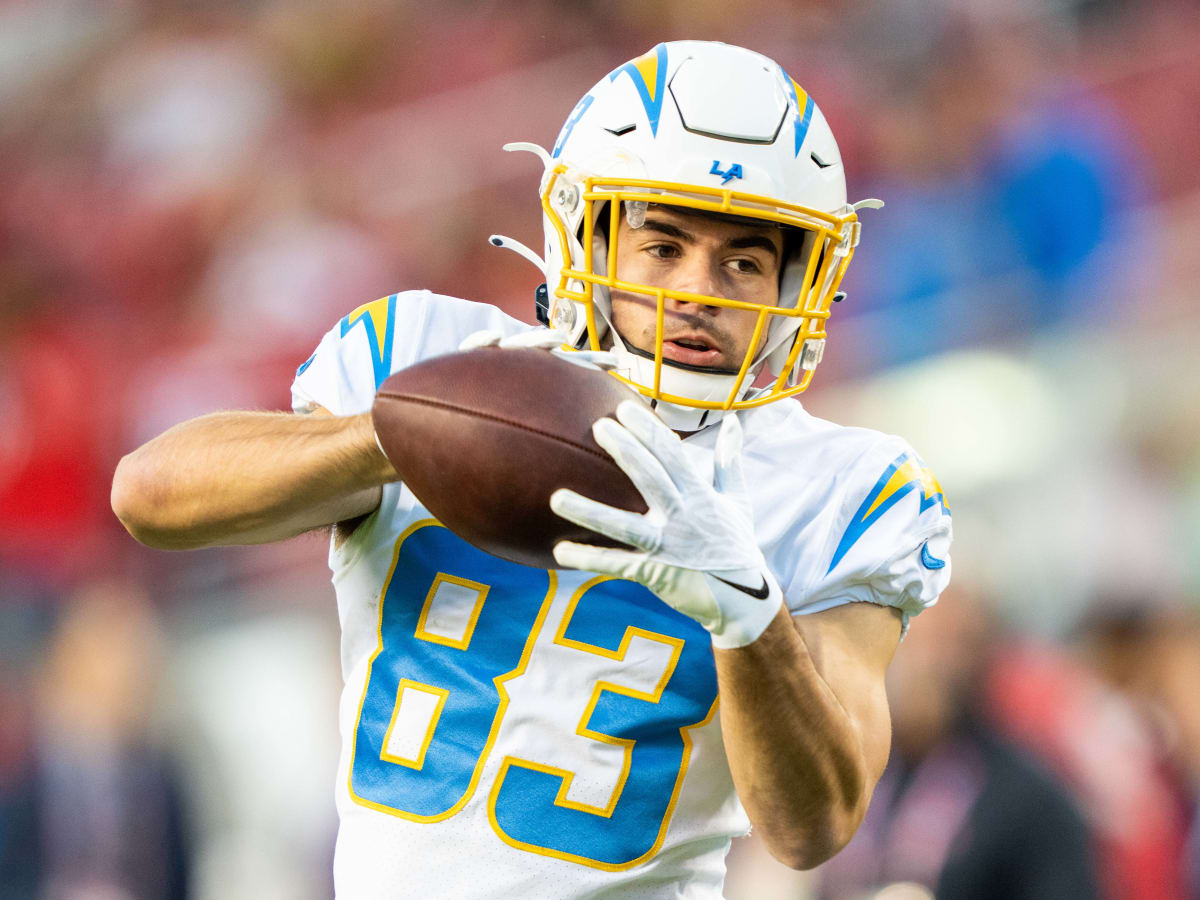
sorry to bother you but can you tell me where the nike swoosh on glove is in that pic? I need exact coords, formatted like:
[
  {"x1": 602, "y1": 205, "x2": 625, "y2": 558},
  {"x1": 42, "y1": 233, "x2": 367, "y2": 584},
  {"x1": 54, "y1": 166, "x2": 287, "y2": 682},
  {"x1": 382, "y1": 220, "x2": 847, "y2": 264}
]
[{"x1": 550, "y1": 400, "x2": 784, "y2": 649}]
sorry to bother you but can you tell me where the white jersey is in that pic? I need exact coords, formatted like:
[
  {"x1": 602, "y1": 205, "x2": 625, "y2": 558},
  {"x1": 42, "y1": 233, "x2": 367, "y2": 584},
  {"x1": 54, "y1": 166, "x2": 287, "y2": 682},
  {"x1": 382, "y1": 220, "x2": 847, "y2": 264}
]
[{"x1": 292, "y1": 290, "x2": 952, "y2": 899}]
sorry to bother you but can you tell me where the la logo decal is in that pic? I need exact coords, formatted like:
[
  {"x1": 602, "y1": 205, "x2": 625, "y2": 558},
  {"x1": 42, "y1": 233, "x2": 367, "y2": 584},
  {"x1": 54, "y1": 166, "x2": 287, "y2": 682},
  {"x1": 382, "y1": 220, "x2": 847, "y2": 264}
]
[{"x1": 709, "y1": 160, "x2": 743, "y2": 184}]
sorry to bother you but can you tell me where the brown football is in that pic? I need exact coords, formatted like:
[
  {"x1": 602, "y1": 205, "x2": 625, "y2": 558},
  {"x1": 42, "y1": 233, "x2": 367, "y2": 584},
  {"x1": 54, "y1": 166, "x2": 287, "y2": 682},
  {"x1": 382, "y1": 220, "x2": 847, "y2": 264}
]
[{"x1": 371, "y1": 347, "x2": 649, "y2": 569}]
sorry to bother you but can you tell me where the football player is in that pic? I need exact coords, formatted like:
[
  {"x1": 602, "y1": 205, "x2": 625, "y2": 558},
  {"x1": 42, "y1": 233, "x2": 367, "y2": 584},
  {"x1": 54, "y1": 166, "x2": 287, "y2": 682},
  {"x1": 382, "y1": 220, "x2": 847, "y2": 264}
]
[{"x1": 112, "y1": 41, "x2": 951, "y2": 898}]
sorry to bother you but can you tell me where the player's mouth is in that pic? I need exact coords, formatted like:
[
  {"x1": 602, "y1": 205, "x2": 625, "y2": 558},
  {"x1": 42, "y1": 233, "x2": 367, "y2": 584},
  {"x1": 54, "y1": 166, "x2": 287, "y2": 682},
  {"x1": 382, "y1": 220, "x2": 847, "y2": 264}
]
[{"x1": 662, "y1": 332, "x2": 725, "y2": 367}]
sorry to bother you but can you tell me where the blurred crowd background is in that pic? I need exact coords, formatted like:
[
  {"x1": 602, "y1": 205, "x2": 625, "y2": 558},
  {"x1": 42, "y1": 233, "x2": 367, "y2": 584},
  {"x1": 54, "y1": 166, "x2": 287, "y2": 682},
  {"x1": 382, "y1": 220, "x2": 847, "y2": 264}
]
[{"x1": 2, "y1": 0, "x2": 1199, "y2": 897}]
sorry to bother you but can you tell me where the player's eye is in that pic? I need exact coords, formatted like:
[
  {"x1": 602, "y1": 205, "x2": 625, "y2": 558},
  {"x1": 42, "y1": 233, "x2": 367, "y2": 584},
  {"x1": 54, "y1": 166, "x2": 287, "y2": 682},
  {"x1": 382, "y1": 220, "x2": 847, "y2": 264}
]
[
  {"x1": 644, "y1": 242, "x2": 681, "y2": 259},
  {"x1": 727, "y1": 257, "x2": 763, "y2": 275}
]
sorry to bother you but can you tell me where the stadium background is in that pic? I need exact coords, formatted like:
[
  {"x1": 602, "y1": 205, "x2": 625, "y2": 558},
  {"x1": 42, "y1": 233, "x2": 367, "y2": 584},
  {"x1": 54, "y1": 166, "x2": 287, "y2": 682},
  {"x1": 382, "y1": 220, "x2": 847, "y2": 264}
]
[{"x1": 1, "y1": 0, "x2": 1198, "y2": 896}]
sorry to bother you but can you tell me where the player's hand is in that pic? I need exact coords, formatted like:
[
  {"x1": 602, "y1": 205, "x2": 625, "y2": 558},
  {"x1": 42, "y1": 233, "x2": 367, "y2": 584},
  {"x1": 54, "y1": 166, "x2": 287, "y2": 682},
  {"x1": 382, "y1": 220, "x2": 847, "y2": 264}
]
[
  {"x1": 458, "y1": 328, "x2": 617, "y2": 372},
  {"x1": 550, "y1": 401, "x2": 783, "y2": 649}
]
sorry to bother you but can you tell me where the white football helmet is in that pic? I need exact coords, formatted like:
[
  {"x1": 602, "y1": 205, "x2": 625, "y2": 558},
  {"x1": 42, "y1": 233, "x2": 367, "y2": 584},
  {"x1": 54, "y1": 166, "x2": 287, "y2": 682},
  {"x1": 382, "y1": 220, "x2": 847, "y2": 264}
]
[{"x1": 493, "y1": 41, "x2": 881, "y2": 431}]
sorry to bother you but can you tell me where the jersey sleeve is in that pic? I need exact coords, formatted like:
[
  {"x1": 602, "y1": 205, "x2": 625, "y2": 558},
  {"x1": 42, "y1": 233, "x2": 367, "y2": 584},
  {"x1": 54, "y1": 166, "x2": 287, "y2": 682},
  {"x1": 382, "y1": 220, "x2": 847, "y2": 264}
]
[
  {"x1": 787, "y1": 436, "x2": 952, "y2": 633},
  {"x1": 290, "y1": 290, "x2": 530, "y2": 416}
]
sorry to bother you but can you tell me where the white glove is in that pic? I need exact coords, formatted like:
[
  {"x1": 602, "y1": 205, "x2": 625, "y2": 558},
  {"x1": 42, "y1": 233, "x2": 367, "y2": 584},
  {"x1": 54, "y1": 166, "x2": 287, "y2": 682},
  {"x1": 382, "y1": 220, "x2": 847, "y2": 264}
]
[
  {"x1": 458, "y1": 328, "x2": 617, "y2": 372},
  {"x1": 550, "y1": 400, "x2": 784, "y2": 649}
]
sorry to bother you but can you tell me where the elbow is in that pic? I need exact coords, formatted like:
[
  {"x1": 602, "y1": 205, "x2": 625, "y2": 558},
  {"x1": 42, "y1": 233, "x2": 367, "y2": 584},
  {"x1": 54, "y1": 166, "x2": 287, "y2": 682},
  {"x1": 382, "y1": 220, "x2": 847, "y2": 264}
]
[
  {"x1": 763, "y1": 764, "x2": 872, "y2": 871},
  {"x1": 111, "y1": 451, "x2": 184, "y2": 549},
  {"x1": 766, "y1": 813, "x2": 863, "y2": 871}
]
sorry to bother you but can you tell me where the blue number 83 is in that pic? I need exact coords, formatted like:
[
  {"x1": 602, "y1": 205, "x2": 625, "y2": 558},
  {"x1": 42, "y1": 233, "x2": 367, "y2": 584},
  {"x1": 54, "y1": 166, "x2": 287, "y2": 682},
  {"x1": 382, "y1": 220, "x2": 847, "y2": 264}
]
[{"x1": 349, "y1": 521, "x2": 719, "y2": 869}]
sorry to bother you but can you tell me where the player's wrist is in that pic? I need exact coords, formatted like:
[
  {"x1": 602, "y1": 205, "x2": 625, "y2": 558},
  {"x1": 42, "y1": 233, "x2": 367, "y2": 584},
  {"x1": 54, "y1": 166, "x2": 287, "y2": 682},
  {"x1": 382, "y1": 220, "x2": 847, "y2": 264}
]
[{"x1": 351, "y1": 412, "x2": 401, "y2": 483}]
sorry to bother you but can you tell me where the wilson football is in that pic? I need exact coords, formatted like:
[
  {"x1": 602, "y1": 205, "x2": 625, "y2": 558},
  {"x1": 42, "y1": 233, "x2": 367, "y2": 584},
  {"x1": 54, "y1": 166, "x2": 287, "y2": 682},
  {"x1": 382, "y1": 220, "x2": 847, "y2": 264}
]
[{"x1": 371, "y1": 347, "x2": 649, "y2": 569}]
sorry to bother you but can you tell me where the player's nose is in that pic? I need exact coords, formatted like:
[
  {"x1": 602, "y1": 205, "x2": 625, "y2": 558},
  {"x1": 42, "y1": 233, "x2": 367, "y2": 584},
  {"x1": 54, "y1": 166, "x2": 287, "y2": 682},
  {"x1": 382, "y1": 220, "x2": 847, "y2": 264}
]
[{"x1": 665, "y1": 252, "x2": 721, "y2": 308}]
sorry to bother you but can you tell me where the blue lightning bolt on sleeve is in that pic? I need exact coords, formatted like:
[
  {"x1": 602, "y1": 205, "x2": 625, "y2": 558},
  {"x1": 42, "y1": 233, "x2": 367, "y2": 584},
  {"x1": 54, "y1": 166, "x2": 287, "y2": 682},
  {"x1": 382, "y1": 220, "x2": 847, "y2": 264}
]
[
  {"x1": 292, "y1": 293, "x2": 402, "y2": 416},
  {"x1": 788, "y1": 435, "x2": 952, "y2": 633},
  {"x1": 290, "y1": 290, "x2": 533, "y2": 417}
]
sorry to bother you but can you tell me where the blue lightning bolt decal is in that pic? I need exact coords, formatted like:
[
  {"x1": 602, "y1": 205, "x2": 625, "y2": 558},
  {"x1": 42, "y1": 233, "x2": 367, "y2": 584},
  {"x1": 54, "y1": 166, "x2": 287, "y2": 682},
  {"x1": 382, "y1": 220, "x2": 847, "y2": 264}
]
[
  {"x1": 828, "y1": 452, "x2": 950, "y2": 574},
  {"x1": 339, "y1": 294, "x2": 397, "y2": 390},
  {"x1": 608, "y1": 43, "x2": 669, "y2": 137}
]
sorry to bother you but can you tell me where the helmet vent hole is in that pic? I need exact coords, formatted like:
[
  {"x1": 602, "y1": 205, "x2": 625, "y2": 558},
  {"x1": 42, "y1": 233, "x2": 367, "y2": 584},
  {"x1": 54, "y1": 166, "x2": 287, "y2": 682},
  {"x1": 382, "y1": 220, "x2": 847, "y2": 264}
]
[
  {"x1": 810, "y1": 150, "x2": 832, "y2": 169},
  {"x1": 605, "y1": 124, "x2": 637, "y2": 136}
]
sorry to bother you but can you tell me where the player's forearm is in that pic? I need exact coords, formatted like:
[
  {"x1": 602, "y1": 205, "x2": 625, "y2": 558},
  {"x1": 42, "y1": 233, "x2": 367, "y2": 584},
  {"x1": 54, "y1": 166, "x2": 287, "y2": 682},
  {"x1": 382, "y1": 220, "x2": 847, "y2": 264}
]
[
  {"x1": 111, "y1": 410, "x2": 397, "y2": 549},
  {"x1": 714, "y1": 607, "x2": 877, "y2": 870}
]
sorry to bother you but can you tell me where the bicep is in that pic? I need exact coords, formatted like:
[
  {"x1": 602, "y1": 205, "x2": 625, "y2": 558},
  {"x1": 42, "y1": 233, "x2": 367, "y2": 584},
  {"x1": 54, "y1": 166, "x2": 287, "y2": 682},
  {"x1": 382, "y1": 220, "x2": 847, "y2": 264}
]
[{"x1": 792, "y1": 602, "x2": 902, "y2": 783}]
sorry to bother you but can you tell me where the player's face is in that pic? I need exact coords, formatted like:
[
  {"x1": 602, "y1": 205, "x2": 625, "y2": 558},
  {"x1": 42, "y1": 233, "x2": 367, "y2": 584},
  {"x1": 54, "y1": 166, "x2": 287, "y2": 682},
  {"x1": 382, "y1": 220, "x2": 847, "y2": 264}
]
[{"x1": 609, "y1": 205, "x2": 784, "y2": 372}]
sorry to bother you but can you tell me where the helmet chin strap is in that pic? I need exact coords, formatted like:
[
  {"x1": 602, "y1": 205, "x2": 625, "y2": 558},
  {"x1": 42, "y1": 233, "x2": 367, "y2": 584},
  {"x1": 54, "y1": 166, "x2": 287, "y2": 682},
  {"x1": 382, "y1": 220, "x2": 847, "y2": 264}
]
[
  {"x1": 605, "y1": 321, "x2": 765, "y2": 433},
  {"x1": 488, "y1": 234, "x2": 545, "y2": 271}
]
